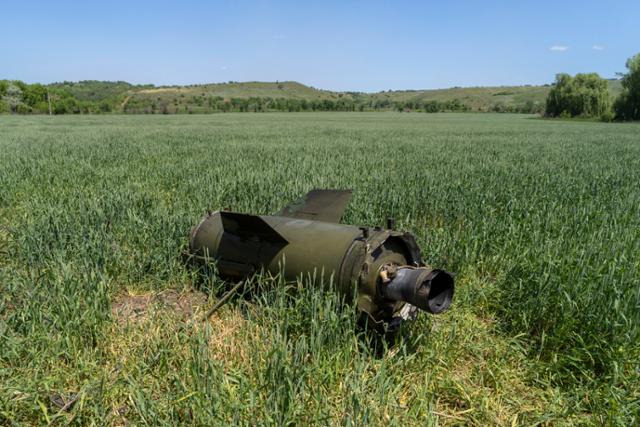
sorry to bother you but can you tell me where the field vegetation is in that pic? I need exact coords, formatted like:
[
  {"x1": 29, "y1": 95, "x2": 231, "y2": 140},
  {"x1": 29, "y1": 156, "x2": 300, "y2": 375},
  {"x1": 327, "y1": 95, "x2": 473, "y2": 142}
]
[{"x1": 1, "y1": 113, "x2": 639, "y2": 424}]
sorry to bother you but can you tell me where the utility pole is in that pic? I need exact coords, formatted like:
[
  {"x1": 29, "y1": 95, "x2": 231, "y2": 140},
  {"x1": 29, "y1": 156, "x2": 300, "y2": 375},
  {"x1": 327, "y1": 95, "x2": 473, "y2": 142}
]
[{"x1": 47, "y1": 90, "x2": 52, "y2": 116}]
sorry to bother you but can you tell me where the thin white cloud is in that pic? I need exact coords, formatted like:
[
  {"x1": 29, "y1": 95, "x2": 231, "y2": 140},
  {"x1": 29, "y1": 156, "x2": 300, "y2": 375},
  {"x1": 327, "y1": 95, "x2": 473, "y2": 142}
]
[
  {"x1": 592, "y1": 45, "x2": 605, "y2": 51},
  {"x1": 550, "y1": 45, "x2": 569, "y2": 52}
]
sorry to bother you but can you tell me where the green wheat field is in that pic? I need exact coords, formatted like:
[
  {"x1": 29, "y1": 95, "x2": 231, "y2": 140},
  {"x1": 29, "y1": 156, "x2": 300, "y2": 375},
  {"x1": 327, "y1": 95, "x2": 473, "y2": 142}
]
[{"x1": 1, "y1": 113, "x2": 639, "y2": 425}]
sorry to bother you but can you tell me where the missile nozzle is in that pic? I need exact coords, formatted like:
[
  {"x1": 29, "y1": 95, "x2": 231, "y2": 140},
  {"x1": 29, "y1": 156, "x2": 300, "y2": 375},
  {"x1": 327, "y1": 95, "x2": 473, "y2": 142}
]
[{"x1": 382, "y1": 267, "x2": 454, "y2": 314}]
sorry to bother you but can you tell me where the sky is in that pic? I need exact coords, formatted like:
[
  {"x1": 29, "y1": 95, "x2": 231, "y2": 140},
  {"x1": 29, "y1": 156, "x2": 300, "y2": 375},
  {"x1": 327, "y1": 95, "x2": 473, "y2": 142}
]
[{"x1": 2, "y1": 1, "x2": 639, "y2": 92}]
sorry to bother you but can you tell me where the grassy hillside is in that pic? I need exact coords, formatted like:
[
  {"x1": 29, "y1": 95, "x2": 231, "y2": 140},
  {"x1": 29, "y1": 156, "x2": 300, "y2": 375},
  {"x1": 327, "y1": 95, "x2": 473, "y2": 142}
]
[
  {"x1": 1, "y1": 113, "x2": 639, "y2": 424},
  {"x1": 136, "y1": 81, "x2": 337, "y2": 100},
  {"x1": 124, "y1": 81, "x2": 352, "y2": 114}
]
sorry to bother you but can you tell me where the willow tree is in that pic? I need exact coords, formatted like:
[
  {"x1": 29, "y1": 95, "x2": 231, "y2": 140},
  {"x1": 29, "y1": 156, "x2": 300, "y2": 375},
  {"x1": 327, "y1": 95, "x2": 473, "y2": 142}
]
[{"x1": 545, "y1": 73, "x2": 611, "y2": 118}]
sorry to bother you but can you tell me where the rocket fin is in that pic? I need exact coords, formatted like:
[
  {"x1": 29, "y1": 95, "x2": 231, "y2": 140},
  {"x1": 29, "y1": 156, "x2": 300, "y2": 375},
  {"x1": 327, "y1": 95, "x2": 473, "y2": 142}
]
[
  {"x1": 277, "y1": 189, "x2": 352, "y2": 223},
  {"x1": 220, "y1": 211, "x2": 288, "y2": 244},
  {"x1": 218, "y1": 212, "x2": 288, "y2": 270}
]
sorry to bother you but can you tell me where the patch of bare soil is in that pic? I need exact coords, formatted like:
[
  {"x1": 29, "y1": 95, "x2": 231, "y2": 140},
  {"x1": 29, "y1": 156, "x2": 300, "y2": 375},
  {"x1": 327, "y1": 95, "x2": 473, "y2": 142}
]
[{"x1": 111, "y1": 288, "x2": 208, "y2": 325}]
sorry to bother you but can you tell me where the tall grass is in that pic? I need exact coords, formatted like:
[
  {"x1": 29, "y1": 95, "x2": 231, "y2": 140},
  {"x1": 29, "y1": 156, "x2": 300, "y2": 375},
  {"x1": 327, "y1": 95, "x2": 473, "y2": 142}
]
[{"x1": 1, "y1": 113, "x2": 638, "y2": 424}]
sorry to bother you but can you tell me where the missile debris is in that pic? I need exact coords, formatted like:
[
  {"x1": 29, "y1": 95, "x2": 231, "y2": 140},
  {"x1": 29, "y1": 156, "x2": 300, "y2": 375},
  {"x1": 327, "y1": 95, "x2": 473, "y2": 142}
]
[{"x1": 187, "y1": 189, "x2": 454, "y2": 329}]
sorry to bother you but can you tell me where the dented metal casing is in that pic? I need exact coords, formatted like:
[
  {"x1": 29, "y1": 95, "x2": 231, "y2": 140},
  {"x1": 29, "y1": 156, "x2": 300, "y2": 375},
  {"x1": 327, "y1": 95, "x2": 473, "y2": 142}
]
[{"x1": 187, "y1": 190, "x2": 454, "y2": 324}]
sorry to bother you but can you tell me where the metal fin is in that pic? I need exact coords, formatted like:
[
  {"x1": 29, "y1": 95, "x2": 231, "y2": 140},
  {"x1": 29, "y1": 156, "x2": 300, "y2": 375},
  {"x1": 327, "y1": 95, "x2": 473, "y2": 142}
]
[
  {"x1": 277, "y1": 189, "x2": 352, "y2": 223},
  {"x1": 220, "y1": 211, "x2": 288, "y2": 244},
  {"x1": 218, "y1": 212, "x2": 289, "y2": 271},
  {"x1": 220, "y1": 211, "x2": 289, "y2": 243}
]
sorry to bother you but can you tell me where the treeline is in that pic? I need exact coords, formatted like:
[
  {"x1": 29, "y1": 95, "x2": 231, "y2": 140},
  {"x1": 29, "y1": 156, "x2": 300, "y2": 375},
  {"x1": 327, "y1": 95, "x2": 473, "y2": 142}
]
[
  {"x1": 125, "y1": 96, "x2": 364, "y2": 113},
  {"x1": 545, "y1": 52, "x2": 640, "y2": 121},
  {"x1": 0, "y1": 80, "x2": 154, "y2": 114},
  {"x1": 122, "y1": 95, "x2": 476, "y2": 114},
  {"x1": 0, "y1": 80, "x2": 548, "y2": 116},
  {"x1": 0, "y1": 80, "x2": 127, "y2": 114}
]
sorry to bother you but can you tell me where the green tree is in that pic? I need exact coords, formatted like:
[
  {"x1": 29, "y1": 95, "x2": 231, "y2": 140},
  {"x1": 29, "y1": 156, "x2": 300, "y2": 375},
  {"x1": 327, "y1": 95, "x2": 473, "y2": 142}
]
[
  {"x1": 545, "y1": 73, "x2": 611, "y2": 119},
  {"x1": 614, "y1": 53, "x2": 640, "y2": 121},
  {"x1": 0, "y1": 80, "x2": 10, "y2": 113},
  {"x1": 99, "y1": 100, "x2": 112, "y2": 113},
  {"x1": 22, "y1": 84, "x2": 47, "y2": 105},
  {"x1": 5, "y1": 82, "x2": 24, "y2": 113}
]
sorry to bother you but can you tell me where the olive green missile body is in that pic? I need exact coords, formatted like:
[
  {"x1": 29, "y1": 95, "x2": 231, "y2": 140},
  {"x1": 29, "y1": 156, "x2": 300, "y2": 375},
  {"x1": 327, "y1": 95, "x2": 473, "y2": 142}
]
[{"x1": 187, "y1": 190, "x2": 454, "y2": 325}]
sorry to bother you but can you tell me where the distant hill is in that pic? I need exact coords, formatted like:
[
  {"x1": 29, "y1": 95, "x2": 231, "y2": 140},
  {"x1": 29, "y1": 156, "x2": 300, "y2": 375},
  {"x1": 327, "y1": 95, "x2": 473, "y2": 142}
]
[
  {"x1": 0, "y1": 79, "x2": 623, "y2": 114},
  {"x1": 135, "y1": 81, "x2": 336, "y2": 100}
]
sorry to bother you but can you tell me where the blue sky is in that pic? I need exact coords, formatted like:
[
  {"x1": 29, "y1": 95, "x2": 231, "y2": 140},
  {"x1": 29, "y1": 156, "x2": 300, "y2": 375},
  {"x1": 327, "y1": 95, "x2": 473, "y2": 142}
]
[{"x1": 2, "y1": 1, "x2": 638, "y2": 92}]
